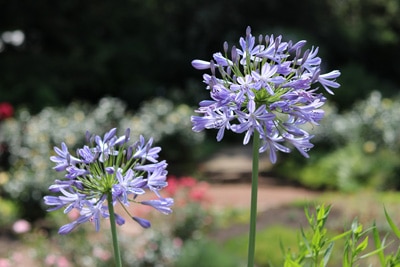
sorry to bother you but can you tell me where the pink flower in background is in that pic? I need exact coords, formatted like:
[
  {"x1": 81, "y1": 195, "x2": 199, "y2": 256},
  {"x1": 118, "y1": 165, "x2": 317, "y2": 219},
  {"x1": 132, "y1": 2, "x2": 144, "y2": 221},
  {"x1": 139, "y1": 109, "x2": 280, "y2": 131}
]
[
  {"x1": 0, "y1": 102, "x2": 13, "y2": 120},
  {"x1": 45, "y1": 255, "x2": 72, "y2": 267},
  {"x1": 45, "y1": 255, "x2": 57, "y2": 266},
  {"x1": 93, "y1": 247, "x2": 112, "y2": 261},
  {"x1": 0, "y1": 258, "x2": 11, "y2": 267},
  {"x1": 173, "y1": 237, "x2": 183, "y2": 248},
  {"x1": 66, "y1": 208, "x2": 80, "y2": 221},
  {"x1": 11, "y1": 252, "x2": 24, "y2": 265},
  {"x1": 56, "y1": 256, "x2": 71, "y2": 267},
  {"x1": 12, "y1": 219, "x2": 31, "y2": 234}
]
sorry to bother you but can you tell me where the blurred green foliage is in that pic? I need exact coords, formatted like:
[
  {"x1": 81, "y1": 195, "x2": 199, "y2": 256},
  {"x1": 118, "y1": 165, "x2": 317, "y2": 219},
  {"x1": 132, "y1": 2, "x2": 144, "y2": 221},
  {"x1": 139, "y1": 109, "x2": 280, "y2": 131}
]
[
  {"x1": 0, "y1": 0, "x2": 399, "y2": 112},
  {"x1": 0, "y1": 175, "x2": 215, "y2": 267},
  {"x1": 275, "y1": 91, "x2": 400, "y2": 191},
  {"x1": 223, "y1": 225, "x2": 300, "y2": 266},
  {"x1": 175, "y1": 238, "x2": 242, "y2": 267},
  {"x1": 0, "y1": 97, "x2": 204, "y2": 220},
  {"x1": 0, "y1": 196, "x2": 19, "y2": 228}
]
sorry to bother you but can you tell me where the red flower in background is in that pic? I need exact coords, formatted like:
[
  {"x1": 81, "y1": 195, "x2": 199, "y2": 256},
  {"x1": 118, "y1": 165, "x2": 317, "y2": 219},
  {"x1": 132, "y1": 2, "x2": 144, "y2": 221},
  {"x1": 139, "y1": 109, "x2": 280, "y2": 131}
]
[
  {"x1": 178, "y1": 176, "x2": 197, "y2": 187},
  {"x1": 164, "y1": 175, "x2": 179, "y2": 196},
  {"x1": 188, "y1": 181, "x2": 209, "y2": 202},
  {"x1": 0, "y1": 102, "x2": 13, "y2": 120},
  {"x1": 165, "y1": 175, "x2": 210, "y2": 205}
]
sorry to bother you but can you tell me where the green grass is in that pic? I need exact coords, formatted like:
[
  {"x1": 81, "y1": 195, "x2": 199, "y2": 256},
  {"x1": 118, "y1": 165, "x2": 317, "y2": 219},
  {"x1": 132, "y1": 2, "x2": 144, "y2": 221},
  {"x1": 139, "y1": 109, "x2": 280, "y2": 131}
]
[
  {"x1": 175, "y1": 238, "x2": 244, "y2": 267},
  {"x1": 223, "y1": 225, "x2": 299, "y2": 266}
]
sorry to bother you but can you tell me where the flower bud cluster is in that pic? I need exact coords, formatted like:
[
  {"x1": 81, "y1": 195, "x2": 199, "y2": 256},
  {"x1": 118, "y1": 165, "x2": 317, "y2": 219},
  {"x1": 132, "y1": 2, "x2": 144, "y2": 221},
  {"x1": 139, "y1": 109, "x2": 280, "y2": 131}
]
[
  {"x1": 191, "y1": 26, "x2": 340, "y2": 163},
  {"x1": 44, "y1": 128, "x2": 173, "y2": 234}
]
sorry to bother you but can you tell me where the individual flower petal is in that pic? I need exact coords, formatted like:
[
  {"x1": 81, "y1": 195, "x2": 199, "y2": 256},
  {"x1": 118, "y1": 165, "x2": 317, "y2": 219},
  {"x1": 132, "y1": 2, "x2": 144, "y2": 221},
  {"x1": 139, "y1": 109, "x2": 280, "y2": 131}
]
[
  {"x1": 192, "y1": 59, "x2": 212, "y2": 70},
  {"x1": 141, "y1": 198, "x2": 174, "y2": 215},
  {"x1": 318, "y1": 70, "x2": 341, "y2": 94},
  {"x1": 133, "y1": 135, "x2": 161, "y2": 163},
  {"x1": 132, "y1": 216, "x2": 151, "y2": 228}
]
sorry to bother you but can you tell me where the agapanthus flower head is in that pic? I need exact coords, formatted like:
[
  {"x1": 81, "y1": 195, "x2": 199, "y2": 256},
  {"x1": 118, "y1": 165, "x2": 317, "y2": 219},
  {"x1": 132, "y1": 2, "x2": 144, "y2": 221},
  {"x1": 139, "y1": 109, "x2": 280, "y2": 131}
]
[
  {"x1": 191, "y1": 26, "x2": 340, "y2": 163},
  {"x1": 44, "y1": 128, "x2": 173, "y2": 234}
]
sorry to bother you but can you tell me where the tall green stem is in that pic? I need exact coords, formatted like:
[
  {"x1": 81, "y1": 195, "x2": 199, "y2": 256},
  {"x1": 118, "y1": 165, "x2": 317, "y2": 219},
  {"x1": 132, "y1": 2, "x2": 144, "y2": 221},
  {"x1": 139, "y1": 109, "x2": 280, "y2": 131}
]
[
  {"x1": 247, "y1": 134, "x2": 260, "y2": 267},
  {"x1": 107, "y1": 192, "x2": 123, "y2": 267}
]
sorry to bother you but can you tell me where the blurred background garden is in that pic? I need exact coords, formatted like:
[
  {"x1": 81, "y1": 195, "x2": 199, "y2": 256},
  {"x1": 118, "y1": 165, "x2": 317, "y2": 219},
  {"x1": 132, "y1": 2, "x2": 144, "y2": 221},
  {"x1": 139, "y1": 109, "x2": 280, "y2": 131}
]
[{"x1": 1, "y1": 0, "x2": 400, "y2": 266}]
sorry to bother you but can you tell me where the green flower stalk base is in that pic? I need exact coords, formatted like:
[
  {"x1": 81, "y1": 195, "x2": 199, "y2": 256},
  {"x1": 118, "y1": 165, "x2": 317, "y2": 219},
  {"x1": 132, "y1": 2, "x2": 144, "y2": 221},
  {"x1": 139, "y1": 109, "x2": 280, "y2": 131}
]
[
  {"x1": 107, "y1": 192, "x2": 123, "y2": 267},
  {"x1": 247, "y1": 134, "x2": 260, "y2": 267}
]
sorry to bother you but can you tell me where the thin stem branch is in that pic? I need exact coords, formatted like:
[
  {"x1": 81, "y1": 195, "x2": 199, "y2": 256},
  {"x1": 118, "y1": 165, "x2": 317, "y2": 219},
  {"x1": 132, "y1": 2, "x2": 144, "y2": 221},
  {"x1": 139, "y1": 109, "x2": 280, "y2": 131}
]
[
  {"x1": 107, "y1": 192, "x2": 123, "y2": 267},
  {"x1": 247, "y1": 133, "x2": 260, "y2": 267}
]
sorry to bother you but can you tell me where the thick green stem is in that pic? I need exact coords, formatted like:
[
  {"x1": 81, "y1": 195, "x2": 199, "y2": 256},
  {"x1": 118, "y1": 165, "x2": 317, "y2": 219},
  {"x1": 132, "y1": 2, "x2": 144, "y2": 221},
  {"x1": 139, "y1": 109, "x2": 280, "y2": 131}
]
[
  {"x1": 247, "y1": 134, "x2": 260, "y2": 267},
  {"x1": 107, "y1": 192, "x2": 123, "y2": 267}
]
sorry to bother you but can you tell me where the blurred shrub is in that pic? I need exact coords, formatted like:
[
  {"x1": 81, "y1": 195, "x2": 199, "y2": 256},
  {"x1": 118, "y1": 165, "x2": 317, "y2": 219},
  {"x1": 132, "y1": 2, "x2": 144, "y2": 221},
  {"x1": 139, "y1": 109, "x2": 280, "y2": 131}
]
[
  {"x1": 0, "y1": 196, "x2": 19, "y2": 229},
  {"x1": 276, "y1": 91, "x2": 400, "y2": 191},
  {"x1": 174, "y1": 238, "x2": 242, "y2": 267},
  {"x1": 164, "y1": 176, "x2": 213, "y2": 241},
  {"x1": 223, "y1": 225, "x2": 299, "y2": 266},
  {"x1": 120, "y1": 98, "x2": 205, "y2": 173},
  {"x1": 314, "y1": 91, "x2": 400, "y2": 150},
  {"x1": 117, "y1": 175, "x2": 213, "y2": 266},
  {"x1": 2, "y1": 172, "x2": 216, "y2": 266},
  {"x1": 16, "y1": 175, "x2": 214, "y2": 267},
  {"x1": 0, "y1": 97, "x2": 204, "y2": 220}
]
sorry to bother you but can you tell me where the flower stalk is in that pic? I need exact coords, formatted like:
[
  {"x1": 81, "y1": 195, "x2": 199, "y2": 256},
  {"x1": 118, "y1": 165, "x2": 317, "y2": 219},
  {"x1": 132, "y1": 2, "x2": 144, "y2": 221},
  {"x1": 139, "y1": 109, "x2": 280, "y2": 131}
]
[
  {"x1": 107, "y1": 192, "x2": 122, "y2": 267},
  {"x1": 248, "y1": 133, "x2": 260, "y2": 267},
  {"x1": 44, "y1": 128, "x2": 174, "y2": 264},
  {"x1": 191, "y1": 26, "x2": 340, "y2": 265}
]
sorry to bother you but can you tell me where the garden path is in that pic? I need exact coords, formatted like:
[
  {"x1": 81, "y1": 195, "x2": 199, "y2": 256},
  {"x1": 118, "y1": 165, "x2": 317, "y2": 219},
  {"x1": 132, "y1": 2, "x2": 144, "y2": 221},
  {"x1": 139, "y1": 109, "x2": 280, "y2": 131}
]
[
  {"x1": 199, "y1": 145, "x2": 321, "y2": 242},
  {"x1": 207, "y1": 179, "x2": 319, "y2": 212},
  {"x1": 201, "y1": 145, "x2": 320, "y2": 212}
]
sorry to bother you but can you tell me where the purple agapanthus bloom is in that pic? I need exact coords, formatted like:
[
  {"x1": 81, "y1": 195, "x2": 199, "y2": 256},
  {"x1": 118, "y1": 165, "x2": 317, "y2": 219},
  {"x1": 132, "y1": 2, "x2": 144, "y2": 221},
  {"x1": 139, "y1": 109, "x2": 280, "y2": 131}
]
[
  {"x1": 44, "y1": 128, "x2": 173, "y2": 234},
  {"x1": 191, "y1": 26, "x2": 340, "y2": 163}
]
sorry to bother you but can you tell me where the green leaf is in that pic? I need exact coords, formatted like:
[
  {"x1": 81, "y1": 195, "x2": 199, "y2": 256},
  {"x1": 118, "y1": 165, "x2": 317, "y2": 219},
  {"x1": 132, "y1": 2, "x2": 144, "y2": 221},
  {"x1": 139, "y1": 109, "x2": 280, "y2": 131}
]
[
  {"x1": 321, "y1": 242, "x2": 334, "y2": 267},
  {"x1": 355, "y1": 236, "x2": 369, "y2": 254},
  {"x1": 384, "y1": 207, "x2": 400, "y2": 239},
  {"x1": 284, "y1": 259, "x2": 302, "y2": 267},
  {"x1": 304, "y1": 205, "x2": 315, "y2": 227},
  {"x1": 342, "y1": 241, "x2": 350, "y2": 267},
  {"x1": 359, "y1": 245, "x2": 387, "y2": 260},
  {"x1": 300, "y1": 226, "x2": 311, "y2": 251},
  {"x1": 316, "y1": 204, "x2": 331, "y2": 227},
  {"x1": 372, "y1": 221, "x2": 386, "y2": 266},
  {"x1": 329, "y1": 229, "x2": 352, "y2": 242},
  {"x1": 351, "y1": 218, "x2": 363, "y2": 235},
  {"x1": 312, "y1": 228, "x2": 322, "y2": 247},
  {"x1": 342, "y1": 250, "x2": 350, "y2": 267}
]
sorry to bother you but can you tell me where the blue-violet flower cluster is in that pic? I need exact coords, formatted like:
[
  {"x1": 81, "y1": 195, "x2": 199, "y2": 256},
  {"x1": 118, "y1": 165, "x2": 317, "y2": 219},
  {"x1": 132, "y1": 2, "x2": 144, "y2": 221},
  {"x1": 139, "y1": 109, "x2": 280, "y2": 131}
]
[
  {"x1": 44, "y1": 128, "x2": 173, "y2": 234},
  {"x1": 191, "y1": 26, "x2": 341, "y2": 163}
]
